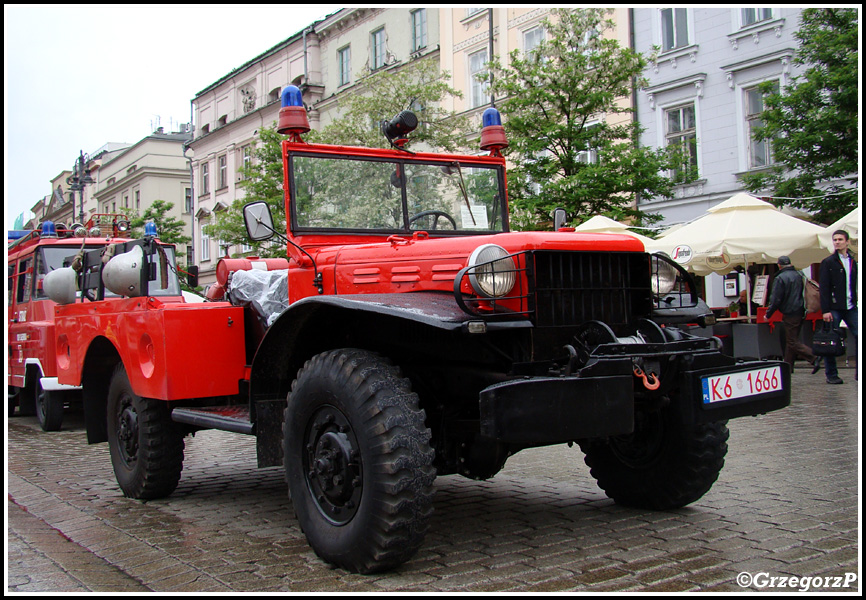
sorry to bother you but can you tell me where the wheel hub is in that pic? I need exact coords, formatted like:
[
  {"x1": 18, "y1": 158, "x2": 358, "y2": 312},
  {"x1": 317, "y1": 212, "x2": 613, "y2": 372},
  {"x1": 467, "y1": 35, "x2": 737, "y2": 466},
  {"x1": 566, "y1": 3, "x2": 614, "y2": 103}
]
[
  {"x1": 117, "y1": 398, "x2": 139, "y2": 466},
  {"x1": 304, "y1": 406, "x2": 362, "y2": 525},
  {"x1": 609, "y1": 411, "x2": 665, "y2": 469}
]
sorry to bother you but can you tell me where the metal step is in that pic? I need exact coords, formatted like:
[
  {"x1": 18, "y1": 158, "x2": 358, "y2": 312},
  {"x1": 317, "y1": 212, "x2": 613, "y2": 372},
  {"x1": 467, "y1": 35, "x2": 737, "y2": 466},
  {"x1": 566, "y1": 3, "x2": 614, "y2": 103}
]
[{"x1": 171, "y1": 405, "x2": 253, "y2": 435}]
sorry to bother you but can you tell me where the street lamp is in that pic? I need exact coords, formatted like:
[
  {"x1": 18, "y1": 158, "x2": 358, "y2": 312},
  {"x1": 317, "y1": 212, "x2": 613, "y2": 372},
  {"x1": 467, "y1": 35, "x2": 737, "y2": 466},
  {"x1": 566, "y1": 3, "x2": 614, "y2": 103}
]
[{"x1": 66, "y1": 150, "x2": 94, "y2": 224}]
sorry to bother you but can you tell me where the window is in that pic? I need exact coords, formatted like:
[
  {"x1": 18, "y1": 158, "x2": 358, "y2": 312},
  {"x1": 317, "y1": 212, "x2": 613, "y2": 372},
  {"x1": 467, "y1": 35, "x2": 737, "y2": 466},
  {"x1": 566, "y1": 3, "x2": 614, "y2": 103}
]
[
  {"x1": 524, "y1": 25, "x2": 545, "y2": 60},
  {"x1": 578, "y1": 123, "x2": 601, "y2": 165},
  {"x1": 338, "y1": 46, "x2": 351, "y2": 86},
  {"x1": 135, "y1": 190, "x2": 140, "y2": 211},
  {"x1": 240, "y1": 146, "x2": 252, "y2": 180},
  {"x1": 8, "y1": 263, "x2": 14, "y2": 306},
  {"x1": 218, "y1": 155, "x2": 227, "y2": 189},
  {"x1": 745, "y1": 82, "x2": 778, "y2": 168},
  {"x1": 201, "y1": 162, "x2": 210, "y2": 195},
  {"x1": 200, "y1": 223, "x2": 210, "y2": 262},
  {"x1": 469, "y1": 48, "x2": 489, "y2": 108},
  {"x1": 411, "y1": 9, "x2": 427, "y2": 52},
  {"x1": 16, "y1": 258, "x2": 32, "y2": 304},
  {"x1": 466, "y1": 8, "x2": 485, "y2": 18},
  {"x1": 371, "y1": 28, "x2": 386, "y2": 71},
  {"x1": 665, "y1": 104, "x2": 698, "y2": 182},
  {"x1": 185, "y1": 187, "x2": 192, "y2": 213},
  {"x1": 742, "y1": 8, "x2": 773, "y2": 26},
  {"x1": 660, "y1": 8, "x2": 689, "y2": 51}
]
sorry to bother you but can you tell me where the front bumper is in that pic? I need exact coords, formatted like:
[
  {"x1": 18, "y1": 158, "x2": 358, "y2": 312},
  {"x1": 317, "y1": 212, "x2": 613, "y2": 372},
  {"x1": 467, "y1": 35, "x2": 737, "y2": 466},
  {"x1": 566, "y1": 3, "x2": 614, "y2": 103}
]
[{"x1": 479, "y1": 353, "x2": 790, "y2": 446}]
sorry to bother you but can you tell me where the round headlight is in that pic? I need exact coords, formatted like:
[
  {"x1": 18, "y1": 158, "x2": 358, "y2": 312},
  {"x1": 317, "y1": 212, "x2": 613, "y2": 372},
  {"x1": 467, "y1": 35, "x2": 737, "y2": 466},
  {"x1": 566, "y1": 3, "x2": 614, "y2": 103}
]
[
  {"x1": 651, "y1": 255, "x2": 678, "y2": 295},
  {"x1": 468, "y1": 244, "x2": 516, "y2": 298}
]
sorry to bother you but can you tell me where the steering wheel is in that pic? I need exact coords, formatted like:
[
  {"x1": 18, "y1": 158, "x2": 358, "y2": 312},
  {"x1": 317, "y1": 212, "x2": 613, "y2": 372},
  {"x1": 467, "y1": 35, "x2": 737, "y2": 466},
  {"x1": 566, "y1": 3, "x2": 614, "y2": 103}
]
[{"x1": 408, "y1": 210, "x2": 457, "y2": 231}]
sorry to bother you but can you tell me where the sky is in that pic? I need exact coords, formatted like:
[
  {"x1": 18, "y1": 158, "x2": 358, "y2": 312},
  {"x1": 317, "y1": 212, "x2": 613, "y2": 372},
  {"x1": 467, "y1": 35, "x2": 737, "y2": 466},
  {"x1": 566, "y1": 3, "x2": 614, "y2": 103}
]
[{"x1": 4, "y1": 4, "x2": 340, "y2": 228}]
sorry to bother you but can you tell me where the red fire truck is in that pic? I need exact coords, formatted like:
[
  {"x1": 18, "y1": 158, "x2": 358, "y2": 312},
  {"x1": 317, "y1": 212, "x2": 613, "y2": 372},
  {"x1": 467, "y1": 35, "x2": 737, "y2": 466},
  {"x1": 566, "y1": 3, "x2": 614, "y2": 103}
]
[
  {"x1": 47, "y1": 86, "x2": 790, "y2": 574},
  {"x1": 7, "y1": 216, "x2": 138, "y2": 430}
]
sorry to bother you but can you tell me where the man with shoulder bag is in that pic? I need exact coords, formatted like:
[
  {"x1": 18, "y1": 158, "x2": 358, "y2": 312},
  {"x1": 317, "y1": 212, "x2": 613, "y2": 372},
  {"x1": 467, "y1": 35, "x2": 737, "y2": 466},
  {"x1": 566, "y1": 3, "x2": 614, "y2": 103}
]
[
  {"x1": 817, "y1": 230, "x2": 858, "y2": 384},
  {"x1": 765, "y1": 255, "x2": 818, "y2": 373}
]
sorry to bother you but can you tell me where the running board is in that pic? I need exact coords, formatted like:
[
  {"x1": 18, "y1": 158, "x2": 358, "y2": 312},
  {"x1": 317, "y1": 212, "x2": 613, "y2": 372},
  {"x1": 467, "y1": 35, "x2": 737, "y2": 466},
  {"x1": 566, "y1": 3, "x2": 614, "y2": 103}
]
[{"x1": 171, "y1": 406, "x2": 254, "y2": 435}]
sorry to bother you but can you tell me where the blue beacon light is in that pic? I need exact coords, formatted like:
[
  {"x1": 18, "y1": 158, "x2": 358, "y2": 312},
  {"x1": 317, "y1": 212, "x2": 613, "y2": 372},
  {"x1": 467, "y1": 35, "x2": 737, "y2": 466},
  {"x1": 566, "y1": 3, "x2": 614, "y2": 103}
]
[
  {"x1": 482, "y1": 107, "x2": 502, "y2": 128},
  {"x1": 281, "y1": 85, "x2": 304, "y2": 108},
  {"x1": 41, "y1": 221, "x2": 58, "y2": 237},
  {"x1": 277, "y1": 85, "x2": 311, "y2": 138},
  {"x1": 480, "y1": 107, "x2": 508, "y2": 155},
  {"x1": 144, "y1": 221, "x2": 158, "y2": 237}
]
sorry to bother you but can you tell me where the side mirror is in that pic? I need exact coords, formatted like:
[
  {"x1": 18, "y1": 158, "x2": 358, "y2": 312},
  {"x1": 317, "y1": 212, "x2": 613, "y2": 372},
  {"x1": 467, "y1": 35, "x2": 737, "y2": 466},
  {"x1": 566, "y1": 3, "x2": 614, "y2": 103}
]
[
  {"x1": 186, "y1": 265, "x2": 199, "y2": 289},
  {"x1": 244, "y1": 202, "x2": 276, "y2": 241},
  {"x1": 553, "y1": 207, "x2": 568, "y2": 231}
]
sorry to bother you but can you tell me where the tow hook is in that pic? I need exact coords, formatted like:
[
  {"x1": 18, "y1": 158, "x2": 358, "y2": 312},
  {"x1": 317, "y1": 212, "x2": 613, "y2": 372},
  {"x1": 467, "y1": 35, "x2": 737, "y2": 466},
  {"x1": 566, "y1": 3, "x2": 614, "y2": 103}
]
[{"x1": 633, "y1": 363, "x2": 660, "y2": 390}]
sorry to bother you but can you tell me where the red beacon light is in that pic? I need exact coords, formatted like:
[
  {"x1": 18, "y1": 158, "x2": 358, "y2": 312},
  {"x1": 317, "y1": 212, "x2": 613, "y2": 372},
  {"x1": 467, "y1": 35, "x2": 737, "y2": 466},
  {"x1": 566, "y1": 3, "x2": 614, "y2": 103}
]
[
  {"x1": 277, "y1": 85, "x2": 311, "y2": 141},
  {"x1": 479, "y1": 107, "x2": 508, "y2": 156}
]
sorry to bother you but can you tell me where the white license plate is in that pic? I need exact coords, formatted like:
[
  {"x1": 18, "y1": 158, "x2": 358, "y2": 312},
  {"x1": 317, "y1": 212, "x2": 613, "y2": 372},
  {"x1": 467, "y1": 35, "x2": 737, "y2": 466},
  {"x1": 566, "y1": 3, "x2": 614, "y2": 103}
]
[{"x1": 702, "y1": 366, "x2": 783, "y2": 404}]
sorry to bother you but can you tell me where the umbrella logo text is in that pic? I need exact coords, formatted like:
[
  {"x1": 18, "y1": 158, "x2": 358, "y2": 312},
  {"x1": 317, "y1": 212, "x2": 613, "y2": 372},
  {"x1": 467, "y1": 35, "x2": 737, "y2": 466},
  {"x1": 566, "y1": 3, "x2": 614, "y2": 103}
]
[{"x1": 672, "y1": 245, "x2": 693, "y2": 264}]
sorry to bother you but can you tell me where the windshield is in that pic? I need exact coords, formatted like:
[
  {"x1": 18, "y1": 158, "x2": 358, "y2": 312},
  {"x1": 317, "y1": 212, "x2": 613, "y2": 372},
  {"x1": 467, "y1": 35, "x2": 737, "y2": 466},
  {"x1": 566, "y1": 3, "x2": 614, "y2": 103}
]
[
  {"x1": 290, "y1": 154, "x2": 506, "y2": 234},
  {"x1": 36, "y1": 244, "x2": 182, "y2": 299}
]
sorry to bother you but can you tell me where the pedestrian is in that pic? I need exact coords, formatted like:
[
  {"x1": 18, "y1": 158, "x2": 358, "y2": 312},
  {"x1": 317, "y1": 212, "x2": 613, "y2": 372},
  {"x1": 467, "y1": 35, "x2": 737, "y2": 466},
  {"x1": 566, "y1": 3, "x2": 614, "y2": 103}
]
[
  {"x1": 765, "y1": 255, "x2": 818, "y2": 373},
  {"x1": 816, "y1": 229, "x2": 858, "y2": 384},
  {"x1": 738, "y1": 289, "x2": 758, "y2": 316}
]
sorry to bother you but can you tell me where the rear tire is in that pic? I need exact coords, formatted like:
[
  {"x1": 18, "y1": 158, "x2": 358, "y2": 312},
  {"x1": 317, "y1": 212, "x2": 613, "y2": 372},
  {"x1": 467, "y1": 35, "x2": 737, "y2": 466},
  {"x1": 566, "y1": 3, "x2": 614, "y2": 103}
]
[
  {"x1": 107, "y1": 364, "x2": 185, "y2": 499},
  {"x1": 284, "y1": 349, "x2": 435, "y2": 574},
  {"x1": 36, "y1": 384, "x2": 65, "y2": 432},
  {"x1": 580, "y1": 406, "x2": 728, "y2": 510}
]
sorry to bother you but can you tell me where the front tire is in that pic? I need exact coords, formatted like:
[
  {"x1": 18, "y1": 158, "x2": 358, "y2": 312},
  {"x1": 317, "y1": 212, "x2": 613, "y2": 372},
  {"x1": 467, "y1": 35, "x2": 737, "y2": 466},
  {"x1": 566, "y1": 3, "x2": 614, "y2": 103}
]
[
  {"x1": 580, "y1": 406, "x2": 729, "y2": 510},
  {"x1": 284, "y1": 349, "x2": 435, "y2": 574},
  {"x1": 107, "y1": 364, "x2": 185, "y2": 499}
]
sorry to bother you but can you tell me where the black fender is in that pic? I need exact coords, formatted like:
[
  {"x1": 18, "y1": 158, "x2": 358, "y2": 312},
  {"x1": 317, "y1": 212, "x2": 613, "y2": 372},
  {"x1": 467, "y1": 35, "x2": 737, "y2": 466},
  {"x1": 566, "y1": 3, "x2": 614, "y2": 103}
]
[{"x1": 249, "y1": 292, "x2": 530, "y2": 404}]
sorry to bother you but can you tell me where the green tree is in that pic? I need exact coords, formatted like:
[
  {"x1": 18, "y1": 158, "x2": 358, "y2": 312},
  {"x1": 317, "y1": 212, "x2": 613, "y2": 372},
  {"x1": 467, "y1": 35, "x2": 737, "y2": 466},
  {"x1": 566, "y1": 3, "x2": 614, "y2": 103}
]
[
  {"x1": 315, "y1": 56, "x2": 472, "y2": 152},
  {"x1": 127, "y1": 199, "x2": 191, "y2": 250},
  {"x1": 204, "y1": 124, "x2": 288, "y2": 259},
  {"x1": 205, "y1": 57, "x2": 473, "y2": 255},
  {"x1": 741, "y1": 8, "x2": 858, "y2": 223},
  {"x1": 488, "y1": 8, "x2": 683, "y2": 230}
]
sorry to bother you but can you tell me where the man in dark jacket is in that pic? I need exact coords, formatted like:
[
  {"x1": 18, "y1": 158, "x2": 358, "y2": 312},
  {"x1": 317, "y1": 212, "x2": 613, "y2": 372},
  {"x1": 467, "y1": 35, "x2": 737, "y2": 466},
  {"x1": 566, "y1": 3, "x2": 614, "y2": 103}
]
[
  {"x1": 818, "y1": 230, "x2": 858, "y2": 384},
  {"x1": 766, "y1": 255, "x2": 817, "y2": 372}
]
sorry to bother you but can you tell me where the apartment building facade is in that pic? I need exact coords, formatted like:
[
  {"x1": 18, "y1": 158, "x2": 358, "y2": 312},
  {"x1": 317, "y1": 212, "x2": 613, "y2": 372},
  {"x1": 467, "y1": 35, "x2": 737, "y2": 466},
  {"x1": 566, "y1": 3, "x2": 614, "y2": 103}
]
[
  {"x1": 314, "y1": 8, "x2": 440, "y2": 130},
  {"x1": 27, "y1": 143, "x2": 132, "y2": 230},
  {"x1": 632, "y1": 7, "x2": 805, "y2": 227},
  {"x1": 186, "y1": 8, "x2": 812, "y2": 287},
  {"x1": 189, "y1": 8, "x2": 441, "y2": 286},
  {"x1": 91, "y1": 132, "x2": 192, "y2": 246},
  {"x1": 188, "y1": 24, "x2": 318, "y2": 283}
]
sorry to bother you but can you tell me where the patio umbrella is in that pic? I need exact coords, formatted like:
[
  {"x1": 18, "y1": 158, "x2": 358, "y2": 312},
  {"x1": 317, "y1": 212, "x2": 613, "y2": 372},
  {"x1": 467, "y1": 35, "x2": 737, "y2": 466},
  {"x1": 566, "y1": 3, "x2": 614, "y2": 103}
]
[
  {"x1": 819, "y1": 206, "x2": 859, "y2": 253},
  {"x1": 574, "y1": 215, "x2": 655, "y2": 246},
  {"x1": 644, "y1": 193, "x2": 827, "y2": 319},
  {"x1": 645, "y1": 193, "x2": 827, "y2": 275}
]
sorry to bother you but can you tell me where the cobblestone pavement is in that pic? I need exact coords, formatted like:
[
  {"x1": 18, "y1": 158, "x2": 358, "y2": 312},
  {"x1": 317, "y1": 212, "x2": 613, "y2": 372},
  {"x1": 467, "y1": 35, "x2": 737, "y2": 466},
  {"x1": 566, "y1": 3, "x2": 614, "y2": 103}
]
[{"x1": 6, "y1": 368, "x2": 860, "y2": 593}]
